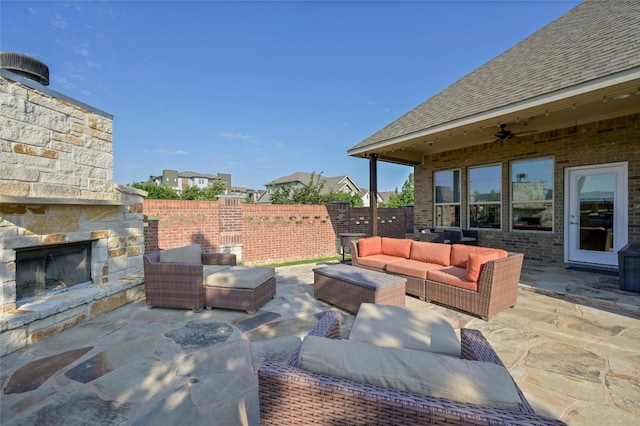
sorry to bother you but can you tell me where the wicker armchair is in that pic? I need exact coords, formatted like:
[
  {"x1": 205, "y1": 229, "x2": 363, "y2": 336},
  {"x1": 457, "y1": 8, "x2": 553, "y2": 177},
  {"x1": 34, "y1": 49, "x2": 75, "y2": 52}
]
[
  {"x1": 259, "y1": 311, "x2": 567, "y2": 425},
  {"x1": 143, "y1": 249, "x2": 236, "y2": 312}
]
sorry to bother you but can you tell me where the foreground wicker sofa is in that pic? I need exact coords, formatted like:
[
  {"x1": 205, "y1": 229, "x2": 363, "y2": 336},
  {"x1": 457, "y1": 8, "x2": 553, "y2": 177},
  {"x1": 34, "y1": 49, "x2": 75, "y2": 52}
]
[
  {"x1": 350, "y1": 236, "x2": 524, "y2": 319},
  {"x1": 259, "y1": 310, "x2": 566, "y2": 425}
]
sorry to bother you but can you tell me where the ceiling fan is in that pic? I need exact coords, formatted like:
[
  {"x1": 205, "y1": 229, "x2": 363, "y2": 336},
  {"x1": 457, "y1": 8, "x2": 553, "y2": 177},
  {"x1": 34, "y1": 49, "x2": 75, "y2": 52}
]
[{"x1": 494, "y1": 124, "x2": 514, "y2": 141}]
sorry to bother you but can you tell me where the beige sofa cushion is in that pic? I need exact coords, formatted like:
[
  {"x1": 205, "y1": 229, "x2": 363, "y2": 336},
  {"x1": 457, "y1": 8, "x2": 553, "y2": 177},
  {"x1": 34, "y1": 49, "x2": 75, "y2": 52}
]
[
  {"x1": 204, "y1": 266, "x2": 274, "y2": 289},
  {"x1": 348, "y1": 303, "x2": 460, "y2": 357},
  {"x1": 299, "y1": 336, "x2": 521, "y2": 410},
  {"x1": 159, "y1": 244, "x2": 202, "y2": 264}
]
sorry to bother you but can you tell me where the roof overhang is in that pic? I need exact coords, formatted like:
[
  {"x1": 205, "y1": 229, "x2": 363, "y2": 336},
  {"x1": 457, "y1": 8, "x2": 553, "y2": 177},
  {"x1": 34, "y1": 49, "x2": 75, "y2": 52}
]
[{"x1": 348, "y1": 68, "x2": 640, "y2": 166}]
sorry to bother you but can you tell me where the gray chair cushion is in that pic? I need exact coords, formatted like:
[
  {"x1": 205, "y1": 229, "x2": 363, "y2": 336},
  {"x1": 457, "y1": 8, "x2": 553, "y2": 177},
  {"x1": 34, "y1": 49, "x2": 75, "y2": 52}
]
[
  {"x1": 348, "y1": 303, "x2": 460, "y2": 357},
  {"x1": 299, "y1": 336, "x2": 521, "y2": 410},
  {"x1": 159, "y1": 244, "x2": 201, "y2": 264}
]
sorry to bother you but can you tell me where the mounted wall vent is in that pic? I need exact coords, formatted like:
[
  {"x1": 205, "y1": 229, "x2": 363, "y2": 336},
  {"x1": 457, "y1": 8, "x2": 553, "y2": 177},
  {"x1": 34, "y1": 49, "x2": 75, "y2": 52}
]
[{"x1": 0, "y1": 52, "x2": 50, "y2": 86}]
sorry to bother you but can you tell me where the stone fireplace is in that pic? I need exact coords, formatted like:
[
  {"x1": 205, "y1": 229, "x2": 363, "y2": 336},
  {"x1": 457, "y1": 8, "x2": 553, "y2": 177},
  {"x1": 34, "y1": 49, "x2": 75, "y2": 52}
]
[{"x1": 0, "y1": 55, "x2": 146, "y2": 356}]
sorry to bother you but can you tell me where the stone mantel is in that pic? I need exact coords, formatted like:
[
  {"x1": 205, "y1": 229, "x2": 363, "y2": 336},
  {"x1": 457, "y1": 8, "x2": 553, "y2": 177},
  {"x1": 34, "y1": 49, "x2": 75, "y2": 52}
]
[{"x1": 0, "y1": 196, "x2": 123, "y2": 206}]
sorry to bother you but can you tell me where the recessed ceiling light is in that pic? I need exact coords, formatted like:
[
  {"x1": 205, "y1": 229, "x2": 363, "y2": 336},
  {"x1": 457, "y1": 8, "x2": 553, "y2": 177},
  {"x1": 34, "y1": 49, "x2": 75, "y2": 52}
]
[{"x1": 613, "y1": 93, "x2": 630, "y2": 100}]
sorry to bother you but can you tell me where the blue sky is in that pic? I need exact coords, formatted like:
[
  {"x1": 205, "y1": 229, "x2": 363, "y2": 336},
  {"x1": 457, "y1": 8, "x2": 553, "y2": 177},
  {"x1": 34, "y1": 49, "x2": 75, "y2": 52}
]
[{"x1": 1, "y1": 0, "x2": 579, "y2": 192}]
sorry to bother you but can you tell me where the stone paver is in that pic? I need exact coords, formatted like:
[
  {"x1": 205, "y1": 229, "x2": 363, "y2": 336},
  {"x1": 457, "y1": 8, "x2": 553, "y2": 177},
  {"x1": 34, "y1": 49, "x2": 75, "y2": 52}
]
[{"x1": 1, "y1": 261, "x2": 639, "y2": 425}]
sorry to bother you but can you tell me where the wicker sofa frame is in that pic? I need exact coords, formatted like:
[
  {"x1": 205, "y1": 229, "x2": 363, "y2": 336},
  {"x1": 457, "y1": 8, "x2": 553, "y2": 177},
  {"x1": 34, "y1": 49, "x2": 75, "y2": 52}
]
[
  {"x1": 350, "y1": 240, "x2": 524, "y2": 320},
  {"x1": 143, "y1": 251, "x2": 236, "y2": 312},
  {"x1": 258, "y1": 310, "x2": 567, "y2": 425}
]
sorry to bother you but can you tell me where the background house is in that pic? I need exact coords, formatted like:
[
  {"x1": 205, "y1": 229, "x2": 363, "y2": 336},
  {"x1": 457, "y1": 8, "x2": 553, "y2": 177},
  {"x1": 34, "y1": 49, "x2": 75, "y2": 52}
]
[
  {"x1": 150, "y1": 169, "x2": 232, "y2": 194},
  {"x1": 257, "y1": 172, "x2": 360, "y2": 203},
  {"x1": 348, "y1": 0, "x2": 639, "y2": 268}
]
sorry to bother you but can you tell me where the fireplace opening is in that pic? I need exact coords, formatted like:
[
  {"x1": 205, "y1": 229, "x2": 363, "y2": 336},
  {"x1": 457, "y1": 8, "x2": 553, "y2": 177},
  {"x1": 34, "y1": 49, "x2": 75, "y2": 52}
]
[{"x1": 15, "y1": 241, "x2": 93, "y2": 300}]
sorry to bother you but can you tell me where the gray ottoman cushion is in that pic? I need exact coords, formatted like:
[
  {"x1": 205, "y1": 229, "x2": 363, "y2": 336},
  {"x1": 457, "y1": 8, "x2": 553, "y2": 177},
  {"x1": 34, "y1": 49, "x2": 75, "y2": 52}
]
[{"x1": 205, "y1": 266, "x2": 275, "y2": 289}]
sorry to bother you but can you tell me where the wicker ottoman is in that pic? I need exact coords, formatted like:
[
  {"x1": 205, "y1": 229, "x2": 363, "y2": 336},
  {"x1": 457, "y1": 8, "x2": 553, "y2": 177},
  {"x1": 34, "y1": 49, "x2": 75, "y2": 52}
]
[
  {"x1": 205, "y1": 266, "x2": 276, "y2": 314},
  {"x1": 313, "y1": 264, "x2": 406, "y2": 314}
]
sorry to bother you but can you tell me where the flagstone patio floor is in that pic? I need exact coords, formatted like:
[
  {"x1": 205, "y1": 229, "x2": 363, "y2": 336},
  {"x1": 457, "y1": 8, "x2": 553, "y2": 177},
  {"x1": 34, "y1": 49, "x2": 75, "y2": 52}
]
[{"x1": 1, "y1": 261, "x2": 639, "y2": 425}]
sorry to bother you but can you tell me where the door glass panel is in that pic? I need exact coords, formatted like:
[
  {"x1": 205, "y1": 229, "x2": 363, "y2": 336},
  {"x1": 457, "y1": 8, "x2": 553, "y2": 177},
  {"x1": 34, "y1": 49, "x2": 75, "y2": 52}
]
[{"x1": 578, "y1": 174, "x2": 614, "y2": 252}]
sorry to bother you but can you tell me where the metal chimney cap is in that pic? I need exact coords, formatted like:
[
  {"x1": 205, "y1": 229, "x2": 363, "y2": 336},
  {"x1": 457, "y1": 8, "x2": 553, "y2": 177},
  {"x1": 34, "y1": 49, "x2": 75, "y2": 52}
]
[{"x1": 0, "y1": 52, "x2": 50, "y2": 86}]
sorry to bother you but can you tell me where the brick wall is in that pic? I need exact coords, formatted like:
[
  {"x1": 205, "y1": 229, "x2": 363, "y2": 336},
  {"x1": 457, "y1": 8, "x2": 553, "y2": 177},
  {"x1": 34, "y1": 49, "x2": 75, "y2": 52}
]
[
  {"x1": 143, "y1": 200, "x2": 413, "y2": 265},
  {"x1": 414, "y1": 114, "x2": 640, "y2": 263}
]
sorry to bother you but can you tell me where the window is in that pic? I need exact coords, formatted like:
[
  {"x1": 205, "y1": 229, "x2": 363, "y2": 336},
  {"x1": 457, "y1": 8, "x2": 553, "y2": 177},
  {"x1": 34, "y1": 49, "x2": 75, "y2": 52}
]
[
  {"x1": 434, "y1": 170, "x2": 460, "y2": 227},
  {"x1": 469, "y1": 165, "x2": 501, "y2": 229},
  {"x1": 511, "y1": 158, "x2": 553, "y2": 231}
]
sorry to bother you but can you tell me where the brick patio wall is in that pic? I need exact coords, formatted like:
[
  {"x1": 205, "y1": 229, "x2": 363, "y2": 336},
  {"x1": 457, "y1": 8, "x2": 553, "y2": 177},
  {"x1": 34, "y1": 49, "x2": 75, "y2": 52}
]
[
  {"x1": 143, "y1": 200, "x2": 413, "y2": 264},
  {"x1": 413, "y1": 114, "x2": 640, "y2": 264}
]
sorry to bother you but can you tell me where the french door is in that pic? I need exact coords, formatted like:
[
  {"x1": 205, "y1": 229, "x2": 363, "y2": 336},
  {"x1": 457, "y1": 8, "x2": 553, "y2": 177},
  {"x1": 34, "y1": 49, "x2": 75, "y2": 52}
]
[{"x1": 565, "y1": 163, "x2": 628, "y2": 266}]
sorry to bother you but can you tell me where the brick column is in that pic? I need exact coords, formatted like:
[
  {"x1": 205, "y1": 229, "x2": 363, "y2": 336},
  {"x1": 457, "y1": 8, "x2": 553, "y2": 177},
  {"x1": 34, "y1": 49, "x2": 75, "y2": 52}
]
[{"x1": 217, "y1": 195, "x2": 244, "y2": 263}]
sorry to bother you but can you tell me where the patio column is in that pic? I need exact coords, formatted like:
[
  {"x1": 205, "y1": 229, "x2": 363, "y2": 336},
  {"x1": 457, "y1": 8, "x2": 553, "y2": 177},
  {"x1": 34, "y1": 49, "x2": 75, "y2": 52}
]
[{"x1": 369, "y1": 154, "x2": 378, "y2": 236}]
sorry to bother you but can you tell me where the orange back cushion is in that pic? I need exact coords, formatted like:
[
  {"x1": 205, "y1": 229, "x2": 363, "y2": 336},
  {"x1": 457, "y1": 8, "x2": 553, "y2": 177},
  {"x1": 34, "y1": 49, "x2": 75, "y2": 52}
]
[
  {"x1": 465, "y1": 252, "x2": 501, "y2": 282},
  {"x1": 358, "y1": 236, "x2": 382, "y2": 257},
  {"x1": 381, "y1": 237, "x2": 412, "y2": 258},
  {"x1": 409, "y1": 241, "x2": 452, "y2": 266},
  {"x1": 450, "y1": 244, "x2": 478, "y2": 268}
]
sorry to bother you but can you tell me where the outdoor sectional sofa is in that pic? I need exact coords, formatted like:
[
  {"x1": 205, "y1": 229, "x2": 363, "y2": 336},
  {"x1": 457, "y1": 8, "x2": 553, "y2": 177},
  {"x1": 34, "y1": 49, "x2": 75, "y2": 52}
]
[
  {"x1": 259, "y1": 309, "x2": 567, "y2": 425},
  {"x1": 350, "y1": 236, "x2": 524, "y2": 319}
]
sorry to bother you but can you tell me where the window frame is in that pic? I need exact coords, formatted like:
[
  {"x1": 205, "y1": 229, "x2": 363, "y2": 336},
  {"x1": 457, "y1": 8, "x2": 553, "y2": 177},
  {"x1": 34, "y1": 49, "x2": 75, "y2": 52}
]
[
  {"x1": 434, "y1": 169, "x2": 461, "y2": 228},
  {"x1": 468, "y1": 164, "x2": 502, "y2": 230},
  {"x1": 510, "y1": 157, "x2": 554, "y2": 233}
]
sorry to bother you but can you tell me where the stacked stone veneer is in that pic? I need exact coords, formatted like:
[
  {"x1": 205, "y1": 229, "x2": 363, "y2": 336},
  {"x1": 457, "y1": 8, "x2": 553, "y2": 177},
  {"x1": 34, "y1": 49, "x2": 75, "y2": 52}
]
[{"x1": 0, "y1": 71, "x2": 146, "y2": 356}]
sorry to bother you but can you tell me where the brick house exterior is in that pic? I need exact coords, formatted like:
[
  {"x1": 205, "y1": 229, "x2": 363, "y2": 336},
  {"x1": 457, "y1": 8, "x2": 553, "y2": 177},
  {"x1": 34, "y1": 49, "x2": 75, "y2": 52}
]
[{"x1": 348, "y1": 1, "x2": 640, "y2": 267}]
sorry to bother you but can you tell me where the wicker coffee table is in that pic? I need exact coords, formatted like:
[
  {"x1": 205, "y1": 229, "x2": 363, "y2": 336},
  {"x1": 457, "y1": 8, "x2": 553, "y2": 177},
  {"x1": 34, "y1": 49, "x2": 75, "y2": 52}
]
[{"x1": 313, "y1": 264, "x2": 406, "y2": 314}]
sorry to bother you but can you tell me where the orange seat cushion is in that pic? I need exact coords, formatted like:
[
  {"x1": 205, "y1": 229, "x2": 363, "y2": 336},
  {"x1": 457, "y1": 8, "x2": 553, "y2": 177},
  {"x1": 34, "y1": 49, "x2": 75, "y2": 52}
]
[
  {"x1": 427, "y1": 267, "x2": 478, "y2": 291},
  {"x1": 465, "y1": 252, "x2": 501, "y2": 282},
  {"x1": 358, "y1": 236, "x2": 382, "y2": 257},
  {"x1": 381, "y1": 237, "x2": 412, "y2": 259},
  {"x1": 386, "y1": 259, "x2": 445, "y2": 280},
  {"x1": 358, "y1": 254, "x2": 405, "y2": 270},
  {"x1": 409, "y1": 241, "x2": 451, "y2": 266}
]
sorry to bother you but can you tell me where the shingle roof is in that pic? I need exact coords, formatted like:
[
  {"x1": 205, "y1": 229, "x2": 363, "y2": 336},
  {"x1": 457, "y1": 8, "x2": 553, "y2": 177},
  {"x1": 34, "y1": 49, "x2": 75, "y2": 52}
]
[{"x1": 350, "y1": 0, "x2": 640, "y2": 151}]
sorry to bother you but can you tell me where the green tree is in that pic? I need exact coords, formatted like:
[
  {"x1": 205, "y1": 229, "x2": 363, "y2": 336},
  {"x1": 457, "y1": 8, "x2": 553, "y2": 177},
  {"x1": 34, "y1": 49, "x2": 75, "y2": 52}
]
[
  {"x1": 201, "y1": 180, "x2": 226, "y2": 200},
  {"x1": 380, "y1": 173, "x2": 414, "y2": 207},
  {"x1": 179, "y1": 185, "x2": 202, "y2": 200},
  {"x1": 130, "y1": 182, "x2": 179, "y2": 199},
  {"x1": 326, "y1": 190, "x2": 364, "y2": 207},
  {"x1": 179, "y1": 181, "x2": 227, "y2": 200},
  {"x1": 270, "y1": 184, "x2": 294, "y2": 204}
]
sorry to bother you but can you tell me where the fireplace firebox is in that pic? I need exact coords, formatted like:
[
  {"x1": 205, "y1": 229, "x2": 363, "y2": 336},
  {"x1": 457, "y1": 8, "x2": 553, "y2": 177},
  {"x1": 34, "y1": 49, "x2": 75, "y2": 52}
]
[{"x1": 15, "y1": 241, "x2": 93, "y2": 300}]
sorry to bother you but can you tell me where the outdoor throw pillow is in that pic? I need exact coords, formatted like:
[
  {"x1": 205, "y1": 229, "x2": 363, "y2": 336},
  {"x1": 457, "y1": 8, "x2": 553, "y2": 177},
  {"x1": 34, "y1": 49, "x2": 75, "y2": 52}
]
[
  {"x1": 358, "y1": 236, "x2": 382, "y2": 257},
  {"x1": 299, "y1": 336, "x2": 522, "y2": 410},
  {"x1": 159, "y1": 244, "x2": 202, "y2": 264},
  {"x1": 465, "y1": 252, "x2": 501, "y2": 282}
]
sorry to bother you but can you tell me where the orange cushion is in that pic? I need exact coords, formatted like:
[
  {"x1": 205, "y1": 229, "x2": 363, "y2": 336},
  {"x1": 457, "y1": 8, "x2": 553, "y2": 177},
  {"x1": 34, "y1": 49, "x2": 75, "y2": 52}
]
[
  {"x1": 427, "y1": 267, "x2": 478, "y2": 291},
  {"x1": 381, "y1": 237, "x2": 412, "y2": 259},
  {"x1": 451, "y1": 245, "x2": 509, "y2": 268},
  {"x1": 386, "y1": 259, "x2": 445, "y2": 280},
  {"x1": 409, "y1": 241, "x2": 451, "y2": 266},
  {"x1": 358, "y1": 236, "x2": 382, "y2": 257},
  {"x1": 450, "y1": 244, "x2": 478, "y2": 268},
  {"x1": 479, "y1": 248, "x2": 509, "y2": 259},
  {"x1": 465, "y1": 252, "x2": 500, "y2": 282},
  {"x1": 358, "y1": 254, "x2": 405, "y2": 270}
]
